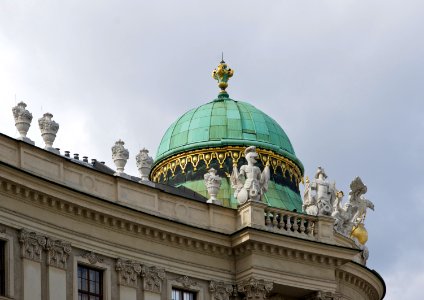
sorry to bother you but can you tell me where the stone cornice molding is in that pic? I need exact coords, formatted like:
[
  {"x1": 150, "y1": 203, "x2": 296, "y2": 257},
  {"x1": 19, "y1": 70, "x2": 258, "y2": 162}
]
[
  {"x1": 209, "y1": 280, "x2": 234, "y2": 300},
  {"x1": 115, "y1": 258, "x2": 142, "y2": 288},
  {"x1": 82, "y1": 251, "x2": 104, "y2": 265},
  {"x1": 19, "y1": 229, "x2": 47, "y2": 262},
  {"x1": 233, "y1": 241, "x2": 345, "y2": 268},
  {"x1": 141, "y1": 265, "x2": 166, "y2": 293},
  {"x1": 0, "y1": 176, "x2": 232, "y2": 259},
  {"x1": 46, "y1": 238, "x2": 72, "y2": 269},
  {"x1": 336, "y1": 269, "x2": 379, "y2": 300},
  {"x1": 176, "y1": 275, "x2": 198, "y2": 289},
  {"x1": 237, "y1": 277, "x2": 273, "y2": 299}
]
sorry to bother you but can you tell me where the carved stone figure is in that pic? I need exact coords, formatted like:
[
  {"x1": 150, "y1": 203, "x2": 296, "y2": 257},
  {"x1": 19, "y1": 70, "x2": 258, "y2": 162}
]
[
  {"x1": 116, "y1": 258, "x2": 142, "y2": 287},
  {"x1": 12, "y1": 101, "x2": 34, "y2": 145},
  {"x1": 204, "y1": 168, "x2": 222, "y2": 205},
  {"x1": 141, "y1": 265, "x2": 166, "y2": 293},
  {"x1": 332, "y1": 177, "x2": 374, "y2": 245},
  {"x1": 303, "y1": 167, "x2": 336, "y2": 216},
  {"x1": 230, "y1": 146, "x2": 270, "y2": 205},
  {"x1": 112, "y1": 140, "x2": 129, "y2": 176},
  {"x1": 136, "y1": 148, "x2": 153, "y2": 181},
  {"x1": 38, "y1": 112, "x2": 60, "y2": 154}
]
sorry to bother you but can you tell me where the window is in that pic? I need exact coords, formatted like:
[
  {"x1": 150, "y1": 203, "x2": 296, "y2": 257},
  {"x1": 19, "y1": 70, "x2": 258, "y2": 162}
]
[
  {"x1": 0, "y1": 240, "x2": 5, "y2": 296},
  {"x1": 78, "y1": 265, "x2": 103, "y2": 300},
  {"x1": 172, "y1": 288, "x2": 196, "y2": 300}
]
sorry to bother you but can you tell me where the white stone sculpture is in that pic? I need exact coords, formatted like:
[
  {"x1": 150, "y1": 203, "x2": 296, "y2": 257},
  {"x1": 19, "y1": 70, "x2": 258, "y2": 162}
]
[
  {"x1": 332, "y1": 177, "x2": 374, "y2": 238},
  {"x1": 38, "y1": 113, "x2": 59, "y2": 154},
  {"x1": 204, "y1": 168, "x2": 222, "y2": 205},
  {"x1": 136, "y1": 148, "x2": 154, "y2": 182},
  {"x1": 12, "y1": 102, "x2": 34, "y2": 145},
  {"x1": 112, "y1": 140, "x2": 129, "y2": 177},
  {"x1": 302, "y1": 167, "x2": 336, "y2": 216},
  {"x1": 230, "y1": 146, "x2": 270, "y2": 205}
]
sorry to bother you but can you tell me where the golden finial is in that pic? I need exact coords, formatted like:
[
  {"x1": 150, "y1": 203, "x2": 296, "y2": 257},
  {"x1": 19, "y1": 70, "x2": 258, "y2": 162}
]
[{"x1": 212, "y1": 54, "x2": 234, "y2": 95}]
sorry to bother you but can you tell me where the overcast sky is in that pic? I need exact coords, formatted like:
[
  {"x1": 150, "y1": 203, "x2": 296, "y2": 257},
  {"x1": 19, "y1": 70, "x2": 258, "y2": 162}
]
[{"x1": 1, "y1": 1, "x2": 423, "y2": 298}]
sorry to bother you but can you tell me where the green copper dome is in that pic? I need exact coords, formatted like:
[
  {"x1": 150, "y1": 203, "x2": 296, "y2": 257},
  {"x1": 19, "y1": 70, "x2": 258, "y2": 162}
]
[
  {"x1": 155, "y1": 97, "x2": 302, "y2": 170},
  {"x1": 152, "y1": 94, "x2": 305, "y2": 211}
]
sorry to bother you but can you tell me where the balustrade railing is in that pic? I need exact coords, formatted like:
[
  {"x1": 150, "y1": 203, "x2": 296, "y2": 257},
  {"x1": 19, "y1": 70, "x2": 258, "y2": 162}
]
[{"x1": 264, "y1": 208, "x2": 317, "y2": 239}]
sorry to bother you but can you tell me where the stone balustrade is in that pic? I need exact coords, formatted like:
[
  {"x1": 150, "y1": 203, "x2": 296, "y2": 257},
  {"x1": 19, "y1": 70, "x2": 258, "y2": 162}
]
[{"x1": 264, "y1": 207, "x2": 317, "y2": 239}]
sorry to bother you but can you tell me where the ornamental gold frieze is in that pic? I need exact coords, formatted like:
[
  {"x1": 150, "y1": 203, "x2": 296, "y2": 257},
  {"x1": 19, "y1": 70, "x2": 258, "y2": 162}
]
[{"x1": 150, "y1": 146, "x2": 303, "y2": 186}]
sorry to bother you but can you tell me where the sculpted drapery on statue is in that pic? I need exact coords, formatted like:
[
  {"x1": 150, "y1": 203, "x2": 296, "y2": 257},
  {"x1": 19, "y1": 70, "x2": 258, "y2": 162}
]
[
  {"x1": 230, "y1": 146, "x2": 270, "y2": 205},
  {"x1": 303, "y1": 167, "x2": 336, "y2": 216}
]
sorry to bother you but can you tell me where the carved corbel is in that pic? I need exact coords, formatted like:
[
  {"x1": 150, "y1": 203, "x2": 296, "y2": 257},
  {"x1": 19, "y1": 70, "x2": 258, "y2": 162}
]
[
  {"x1": 46, "y1": 238, "x2": 72, "y2": 269},
  {"x1": 19, "y1": 229, "x2": 47, "y2": 262},
  {"x1": 304, "y1": 291, "x2": 341, "y2": 300},
  {"x1": 115, "y1": 258, "x2": 142, "y2": 288},
  {"x1": 82, "y1": 251, "x2": 104, "y2": 265},
  {"x1": 237, "y1": 278, "x2": 273, "y2": 300},
  {"x1": 141, "y1": 265, "x2": 166, "y2": 293},
  {"x1": 176, "y1": 275, "x2": 198, "y2": 289},
  {"x1": 209, "y1": 280, "x2": 234, "y2": 300}
]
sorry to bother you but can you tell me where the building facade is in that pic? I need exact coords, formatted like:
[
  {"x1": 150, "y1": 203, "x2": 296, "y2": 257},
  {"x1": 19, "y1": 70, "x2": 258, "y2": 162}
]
[{"x1": 0, "y1": 61, "x2": 385, "y2": 300}]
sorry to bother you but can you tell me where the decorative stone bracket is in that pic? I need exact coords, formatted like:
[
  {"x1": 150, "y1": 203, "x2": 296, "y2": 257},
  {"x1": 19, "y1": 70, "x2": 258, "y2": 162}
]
[
  {"x1": 209, "y1": 280, "x2": 234, "y2": 300},
  {"x1": 141, "y1": 265, "x2": 166, "y2": 293},
  {"x1": 19, "y1": 229, "x2": 72, "y2": 269},
  {"x1": 116, "y1": 258, "x2": 142, "y2": 288},
  {"x1": 237, "y1": 277, "x2": 273, "y2": 300}
]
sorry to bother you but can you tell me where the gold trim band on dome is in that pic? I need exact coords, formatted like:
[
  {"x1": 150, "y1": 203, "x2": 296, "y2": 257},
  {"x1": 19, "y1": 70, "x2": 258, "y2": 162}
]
[{"x1": 150, "y1": 146, "x2": 303, "y2": 187}]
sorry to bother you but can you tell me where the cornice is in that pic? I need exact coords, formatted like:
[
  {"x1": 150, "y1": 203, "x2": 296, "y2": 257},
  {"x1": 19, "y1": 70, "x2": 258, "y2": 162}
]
[
  {"x1": 0, "y1": 176, "x2": 233, "y2": 259},
  {"x1": 336, "y1": 268, "x2": 380, "y2": 300}
]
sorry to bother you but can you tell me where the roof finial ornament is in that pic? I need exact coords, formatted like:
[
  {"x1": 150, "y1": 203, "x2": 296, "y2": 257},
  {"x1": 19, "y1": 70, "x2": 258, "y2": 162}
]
[{"x1": 212, "y1": 55, "x2": 234, "y2": 97}]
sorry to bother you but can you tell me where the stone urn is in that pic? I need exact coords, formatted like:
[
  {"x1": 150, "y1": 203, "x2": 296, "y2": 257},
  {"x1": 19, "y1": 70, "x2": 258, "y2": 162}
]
[
  {"x1": 136, "y1": 148, "x2": 153, "y2": 182},
  {"x1": 112, "y1": 140, "x2": 129, "y2": 176},
  {"x1": 12, "y1": 102, "x2": 34, "y2": 145},
  {"x1": 38, "y1": 113, "x2": 59, "y2": 153},
  {"x1": 204, "y1": 168, "x2": 222, "y2": 205}
]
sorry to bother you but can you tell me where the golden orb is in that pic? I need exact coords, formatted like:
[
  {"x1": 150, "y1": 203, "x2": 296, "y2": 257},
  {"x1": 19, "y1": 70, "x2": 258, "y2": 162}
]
[{"x1": 351, "y1": 223, "x2": 368, "y2": 245}]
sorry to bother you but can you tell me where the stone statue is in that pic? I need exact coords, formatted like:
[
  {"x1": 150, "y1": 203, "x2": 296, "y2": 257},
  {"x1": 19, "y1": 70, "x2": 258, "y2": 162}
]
[
  {"x1": 136, "y1": 148, "x2": 153, "y2": 182},
  {"x1": 204, "y1": 168, "x2": 222, "y2": 205},
  {"x1": 302, "y1": 167, "x2": 336, "y2": 216},
  {"x1": 332, "y1": 177, "x2": 374, "y2": 244},
  {"x1": 230, "y1": 146, "x2": 270, "y2": 205}
]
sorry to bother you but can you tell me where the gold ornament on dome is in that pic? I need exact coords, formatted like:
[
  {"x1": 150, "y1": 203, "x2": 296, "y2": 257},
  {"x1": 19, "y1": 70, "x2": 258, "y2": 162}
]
[
  {"x1": 150, "y1": 146, "x2": 303, "y2": 187},
  {"x1": 212, "y1": 56, "x2": 234, "y2": 94}
]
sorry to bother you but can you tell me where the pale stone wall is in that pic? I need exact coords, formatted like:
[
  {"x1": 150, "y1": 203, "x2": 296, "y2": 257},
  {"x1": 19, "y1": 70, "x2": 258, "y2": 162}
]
[{"x1": 0, "y1": 133, "x2": 385, "y2": 300}]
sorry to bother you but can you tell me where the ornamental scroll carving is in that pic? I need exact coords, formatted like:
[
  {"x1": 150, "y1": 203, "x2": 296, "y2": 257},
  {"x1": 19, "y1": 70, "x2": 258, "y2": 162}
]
[
  {"x1": 19, "y1": 229, "x2": 47, "y2": 262},
  {"x1": 176, "y1": 275, "x2": 198, "y2": 289},
  {"x1": 46, "y1": 238, "x2": 72, "y2": 269},
  {"x1": 209, "y1": 281, "x2": 234, "y2": 300},
  {"x1": 19, "y1": 229, "x2": 72, "y2": 269},
  {"x1": 82, "y1": 251, "x2": 104, "y2": 265},
  {"x1": 115, "y1": 258, "x2": 142, "y2": 288},
  {"x1": 141, "y1": 265, "x2": 166, "y2": 293},
  {"x1": 237, "y1": 278, "x2": 273, "y2": 300},
  {"x1": 304, "y1": 291, "x2": 341, "y2": 300}
]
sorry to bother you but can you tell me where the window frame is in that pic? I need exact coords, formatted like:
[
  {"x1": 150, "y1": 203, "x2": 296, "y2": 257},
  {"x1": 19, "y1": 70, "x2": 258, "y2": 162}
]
[
  {"x1": 167, "y1": 278, "x2": 204, "y2": 300},
  {"x1": 172, "y1": 287, "x2": 197, "y2": 300},
  {"x1": 0, "y1": 233, "x2": 14, "y2": 299},
  {"x1": 77, "y1": 264, "x2": 103, "y2": 300},
  {"x1": 73, "y1": 255, "x2": 111, "y2": 300}
]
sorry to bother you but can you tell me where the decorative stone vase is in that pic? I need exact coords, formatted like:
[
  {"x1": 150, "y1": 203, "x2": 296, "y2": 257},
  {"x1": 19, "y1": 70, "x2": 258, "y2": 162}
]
[
  {"x1": 12, "y1": 102, "x2": 34, "y2": 145},
  {"x1": 38, "y1": 113, "x2": 59, "y2": 153},
  {"x1": 112, "y1": 140, "x2": 129, "y2": 176},
  {"x1": 204, "y1": 168, "x2": 222, "y2": 205},
  {"x1": 136, "y1": 148, "x2": 153, "y2": 182}
]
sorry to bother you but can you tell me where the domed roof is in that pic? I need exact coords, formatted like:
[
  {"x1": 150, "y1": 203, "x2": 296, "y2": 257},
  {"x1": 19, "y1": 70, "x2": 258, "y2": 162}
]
[{"x1": 155, "y1": 96, "x2": 303, "y2": 171}]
